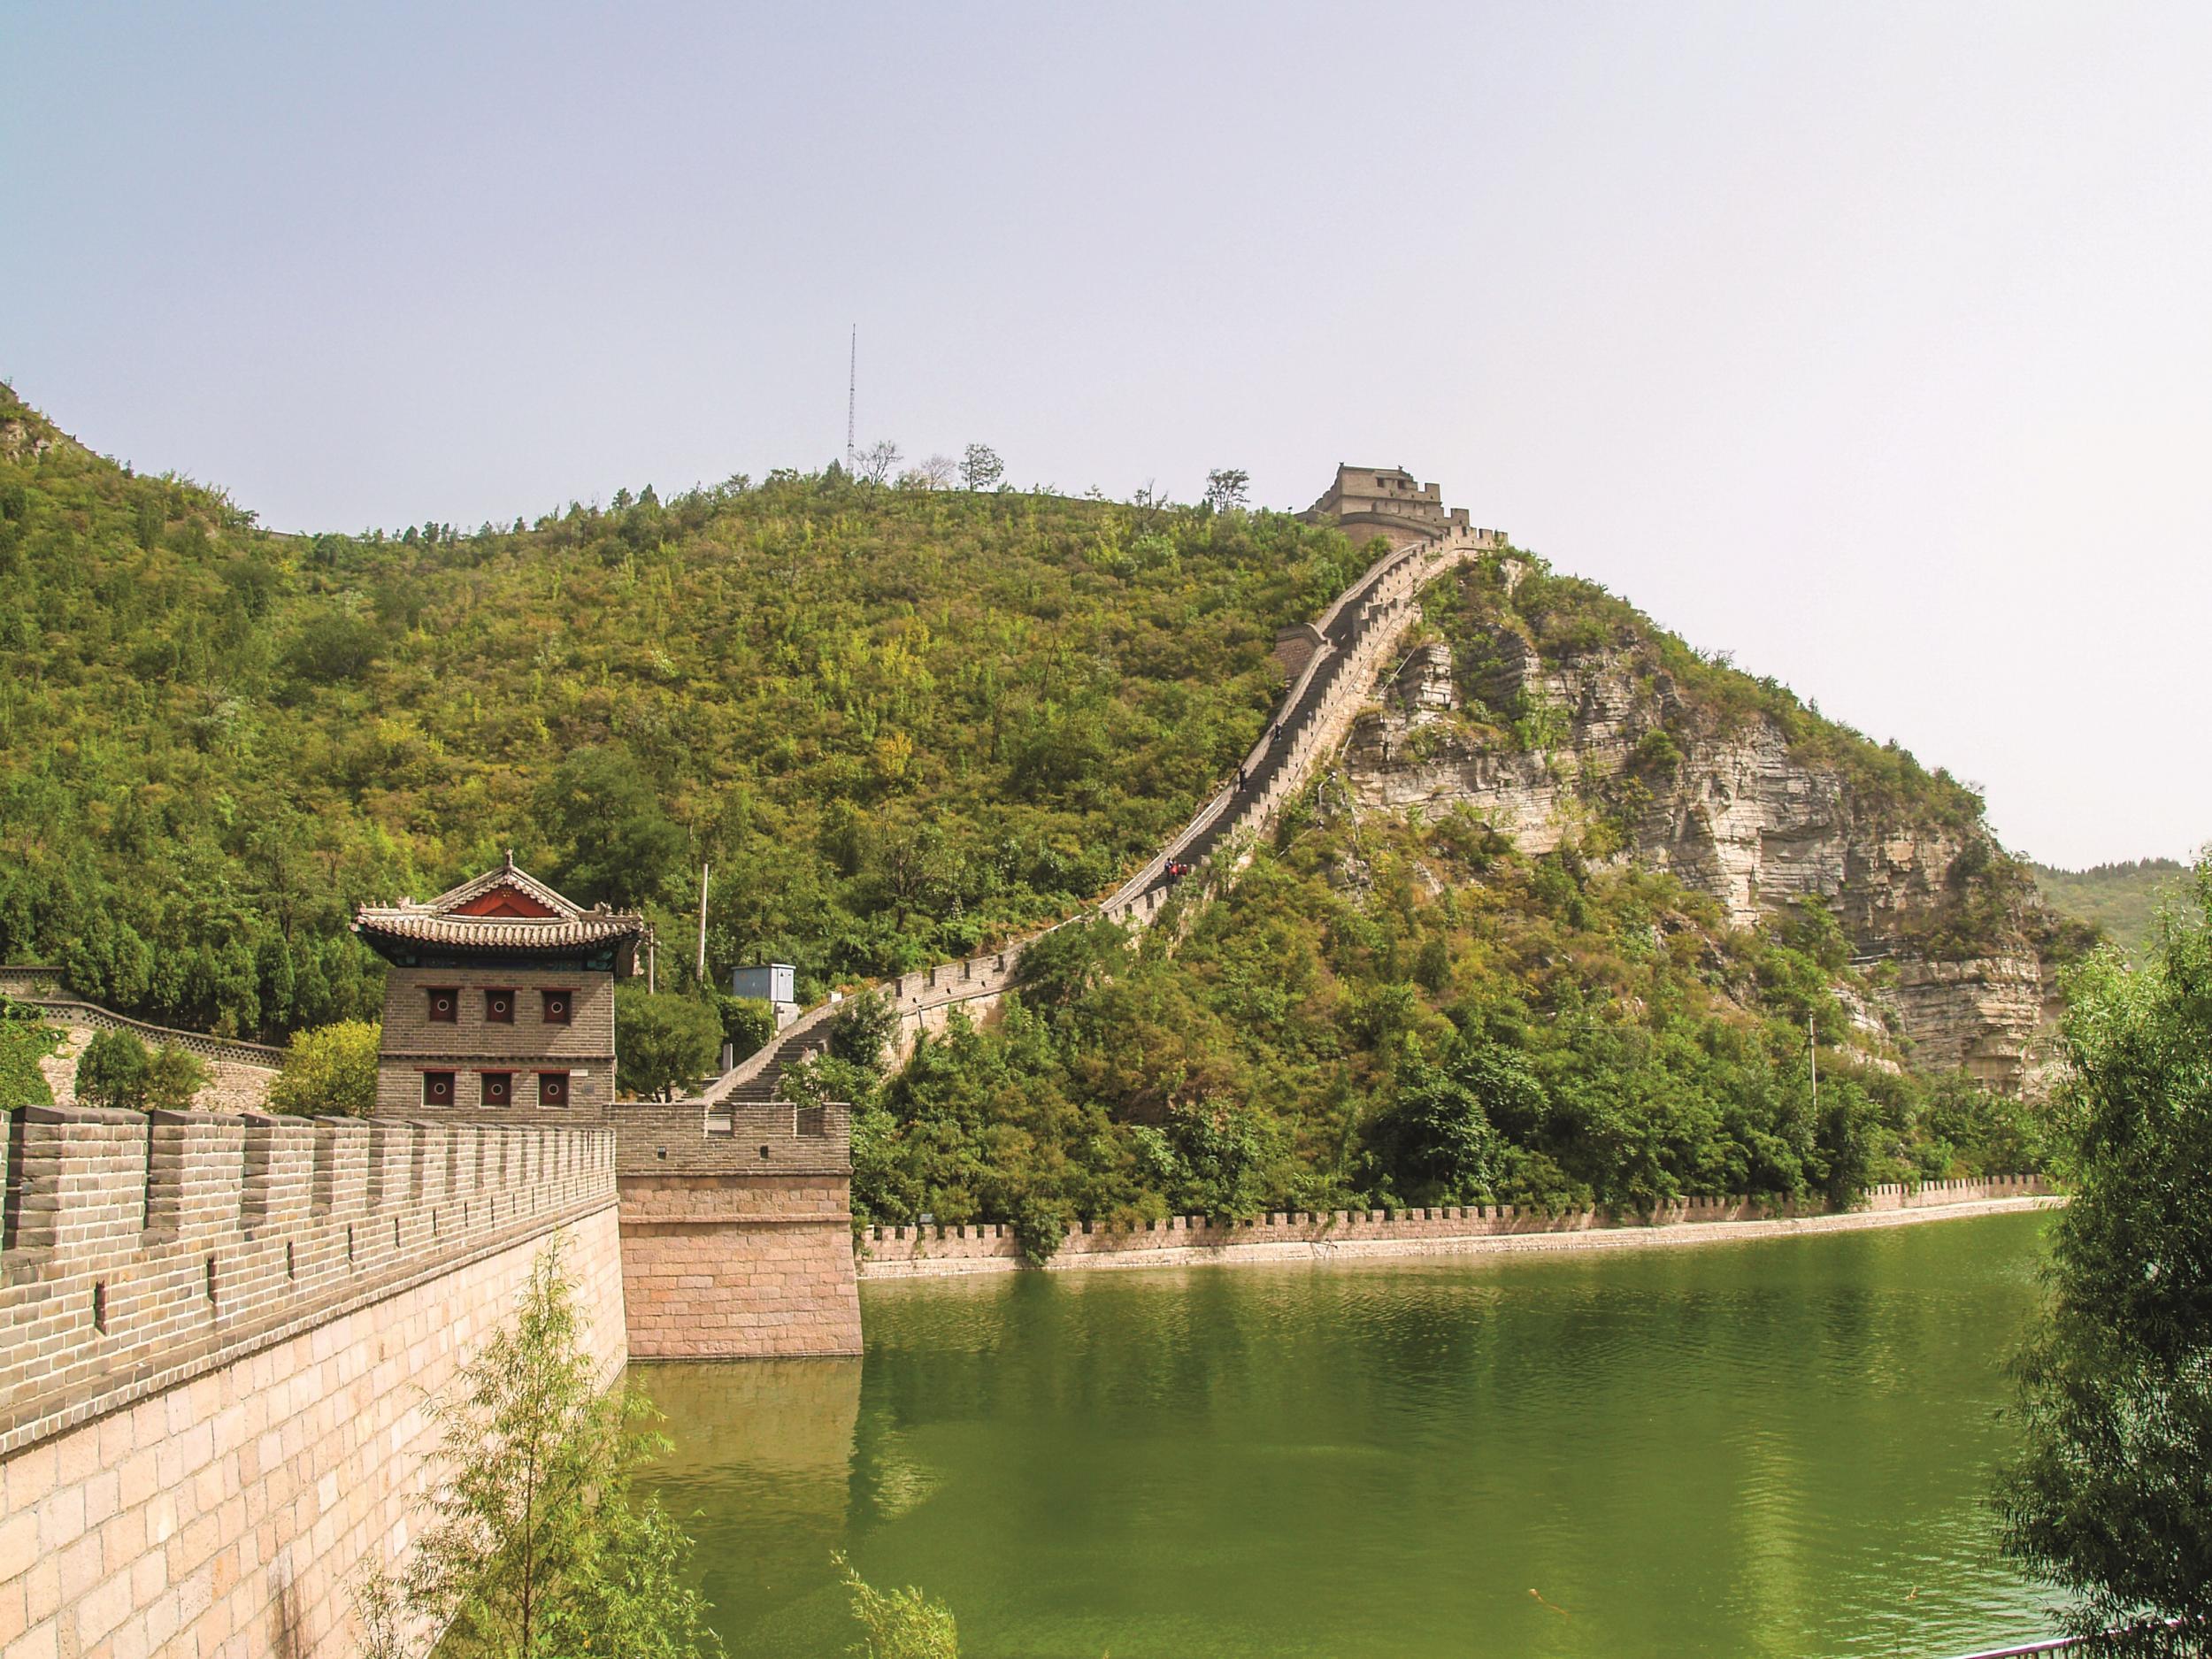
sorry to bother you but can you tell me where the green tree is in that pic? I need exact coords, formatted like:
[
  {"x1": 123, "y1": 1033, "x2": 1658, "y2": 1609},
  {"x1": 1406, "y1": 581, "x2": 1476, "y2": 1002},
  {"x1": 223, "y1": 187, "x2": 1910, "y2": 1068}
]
[
  {"x1": 358, "y1": 1242, "x2": 718, "y2": 1659},
  {"x1": 268, "y1": 1019, "x2": 382, "y2": 1117},
  {"x1": 614, "y1": 987, "x2": 721, "y2": 1101},
  {"x1": 828, "y1": 989, "x2": 898, "y2": 1073},
  {"x1": 710, "y1": 994, "x2": 776, "y2": 1061},
  {"x1": 76, "y1": 1027, "x2": 150, "y2": 1110},
  {"x1": 145, "y1": 1044, "x2": 207, "y2": 1112},
  {"x1": 1997, "y1": 864, "x2": 2212, "y2": 1654},
  {"x1": 957, "y1": 443, "x2": 1002, "y2": 492},
  {"x1": 541, "y1": 746, "x2": 684, "y2": 910},
  {"x1": 0, "y1": 996, "x2": 62, "y2": 1107},
  {"x1": 284, "y1": 612, "x2": 381, "y2": 683},
  {"x1": 836, "y1": 1554, "x2": 959, "y2": 1659},
  {"x1": 1367, "y1": 1058, "x2": 1503, "y2": 1206}
]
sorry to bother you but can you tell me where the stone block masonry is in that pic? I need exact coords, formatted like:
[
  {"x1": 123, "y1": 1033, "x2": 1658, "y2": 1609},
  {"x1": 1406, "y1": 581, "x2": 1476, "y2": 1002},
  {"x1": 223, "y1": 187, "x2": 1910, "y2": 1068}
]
[
  {"x1": 0, "y1": 1106, "x2": 624, "y2": 1659},
  {"x1": 20, "y1": 997, "x2": 280, "y2": 1116},
  {"x1": 858, "y1": 1177, "x2": 2055, "y2": 1278},
  {"x1": 617, "y1": 1104, "x2": 862, "y2": 1359}
]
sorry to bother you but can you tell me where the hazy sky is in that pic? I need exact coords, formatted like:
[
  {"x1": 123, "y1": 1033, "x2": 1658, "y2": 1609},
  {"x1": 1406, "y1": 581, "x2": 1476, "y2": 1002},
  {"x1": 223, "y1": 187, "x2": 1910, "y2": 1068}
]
[{"x1": 6, "y1": 3, "x2": 2207, "y2": 869}]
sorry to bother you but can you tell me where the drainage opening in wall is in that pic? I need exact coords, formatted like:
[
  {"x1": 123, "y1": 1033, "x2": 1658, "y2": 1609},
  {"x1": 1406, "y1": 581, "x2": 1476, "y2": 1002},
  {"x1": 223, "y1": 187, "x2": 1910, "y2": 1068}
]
[
  {"x1": 759, "y1": 1145, "x2": 771, "y2": 1160},
  {"x1": 92, "y1": 1280, "x2": 107, "y2": 1333}
]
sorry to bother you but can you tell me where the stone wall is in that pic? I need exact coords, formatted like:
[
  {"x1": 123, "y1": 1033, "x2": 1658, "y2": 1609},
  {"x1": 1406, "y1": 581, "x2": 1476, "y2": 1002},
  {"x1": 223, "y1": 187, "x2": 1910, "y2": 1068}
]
[
  {"x1": 599, "y1": 1103, "x2": 862, "y2": 1359},
  {"x1": 858, "y1": 1176, "x2": 2053, "y2": 1278},
  {"x1": 0, "y1": 1107, "x2": 623, "y2": 1659},
  {"x1": 620, "y1": 1171, "x2": 862, "y2": 1360},
  {"x1": 21, "y1": 1001, "x2": 280, "y2": 1116}
]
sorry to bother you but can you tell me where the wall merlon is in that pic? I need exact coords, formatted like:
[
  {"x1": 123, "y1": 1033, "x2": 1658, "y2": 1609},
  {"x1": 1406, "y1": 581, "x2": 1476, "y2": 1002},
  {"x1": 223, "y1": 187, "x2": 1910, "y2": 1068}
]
[{"x1": 0, "y1": 1110, "x2": 617, "y2": 1459}]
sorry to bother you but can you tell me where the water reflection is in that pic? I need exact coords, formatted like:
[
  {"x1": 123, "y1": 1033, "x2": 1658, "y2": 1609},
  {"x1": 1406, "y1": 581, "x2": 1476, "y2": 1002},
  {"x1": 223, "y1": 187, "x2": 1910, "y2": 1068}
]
[{"x1": 639, "y1": 1214, "x2": 2062, "y2": 1659}]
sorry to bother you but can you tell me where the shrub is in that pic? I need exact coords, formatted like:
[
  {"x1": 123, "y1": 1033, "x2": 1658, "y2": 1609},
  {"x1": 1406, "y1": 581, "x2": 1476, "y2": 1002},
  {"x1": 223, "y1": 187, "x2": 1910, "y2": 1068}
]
[
  {"x1": 711, "y1": 994, "x2": 776, "y2": 1061},
  {"x1": 145, "y1": 1045, "x2": 206, "y2": 1112},
  {"x1": 836, "y1": 1553, "x2": 960, "y2": 1659},
  {"x1": 268, "y1": 1020, "x2": 381, "y2": 1117},
  {"x1": 1011, "y1": 1197, "x2": 1071, "y2": 1268},
  {"x1": 0, "y1": 995, "x2": 62, "y2": 1108},
  {"x1": 76, "y1": 1028, "x2": 150, "y2": 1110}
]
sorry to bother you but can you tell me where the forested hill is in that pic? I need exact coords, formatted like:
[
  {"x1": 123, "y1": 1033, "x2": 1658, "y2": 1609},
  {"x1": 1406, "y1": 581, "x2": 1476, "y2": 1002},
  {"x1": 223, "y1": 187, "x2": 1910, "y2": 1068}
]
[
  {"x1": 0, "y1": 384, "x2": 1364, "y2": 1038},
  {"x1": 4, "y1": 383, "x2": 2077, "y2": 1210},
  {"x1": 2031, "y1": 858, "x2": 2191, "y2": 959}
]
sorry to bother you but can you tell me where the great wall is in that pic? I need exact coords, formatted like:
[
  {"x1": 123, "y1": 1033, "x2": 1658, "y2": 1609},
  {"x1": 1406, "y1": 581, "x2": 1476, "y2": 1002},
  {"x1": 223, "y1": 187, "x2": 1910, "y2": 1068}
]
[
  {"x1": 0, "y1": 467, "x2": 2066, "y2": 1659},
  {"x1": 858, "y1": 1176, "x2": 2058, "y2": 1278}
]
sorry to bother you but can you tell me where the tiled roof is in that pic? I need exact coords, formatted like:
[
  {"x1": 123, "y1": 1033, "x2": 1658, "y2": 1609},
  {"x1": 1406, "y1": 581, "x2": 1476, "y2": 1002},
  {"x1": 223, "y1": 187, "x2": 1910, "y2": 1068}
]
[
  {"x1": 424, "y1": 857, "x2": 587, "y2": 918},
  {"x1": 351, "y1": 910, "x2": 647, "y2": 949},
  {"x1": 353, "y1": 854, "x2": 647, "y2": 956}
]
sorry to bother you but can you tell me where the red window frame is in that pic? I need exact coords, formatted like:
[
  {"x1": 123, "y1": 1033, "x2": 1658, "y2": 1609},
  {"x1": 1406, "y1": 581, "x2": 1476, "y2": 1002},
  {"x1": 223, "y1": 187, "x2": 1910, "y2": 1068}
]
[
  {"x1": 422, "y1": 1071, "x2": 456, "y2": 1106},
  {"x1": 425, "y1": 987, "x2": 459, "y2": 1024},
  {"x1": 541, "y1": 989, "x2": 573, "y2": 1025},
  {"x1": 537, "y1": 1071, "x2": 571, "y2": 1108},
  {"x1": 480, "y1": 1071, "x2": 513, "y2": 1108},
  {"x1": 484, "y1": 988, "x2": 516, "y2": 1024}
]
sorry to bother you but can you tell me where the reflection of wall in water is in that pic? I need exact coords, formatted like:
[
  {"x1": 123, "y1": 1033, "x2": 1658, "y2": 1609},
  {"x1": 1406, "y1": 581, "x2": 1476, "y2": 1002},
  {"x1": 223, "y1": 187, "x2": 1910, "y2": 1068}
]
[{"x1": 636, "y1": 1359, "x2": 862, "y2": 1643}]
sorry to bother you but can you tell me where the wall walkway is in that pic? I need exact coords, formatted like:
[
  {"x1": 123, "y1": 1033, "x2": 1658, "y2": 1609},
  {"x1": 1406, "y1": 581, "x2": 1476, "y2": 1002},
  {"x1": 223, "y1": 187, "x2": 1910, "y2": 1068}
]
[{"x1": 703, "y1": 521, "x2": 1500, "y2": 1102}]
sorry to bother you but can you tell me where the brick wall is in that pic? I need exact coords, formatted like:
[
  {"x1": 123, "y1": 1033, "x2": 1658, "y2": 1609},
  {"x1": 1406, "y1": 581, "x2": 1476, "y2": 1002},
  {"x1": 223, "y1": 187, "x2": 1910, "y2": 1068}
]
[
  {"x1": 619, "y1": 1168, "x2": 861, "y2": 1359},
  {"x1": 0, "y1": 1106, "x2": 624, "y2": 1659},
  {"x1": 858, "y1": 1176, "x2": 2055, "y2": 1278},
  {"x1": 376, "y1": 964, "x2": 616, "y2": 1115}
]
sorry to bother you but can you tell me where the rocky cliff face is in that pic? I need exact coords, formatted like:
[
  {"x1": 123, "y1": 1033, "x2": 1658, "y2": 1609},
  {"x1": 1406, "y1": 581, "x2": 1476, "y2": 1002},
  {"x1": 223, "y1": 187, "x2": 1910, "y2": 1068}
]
[{"x1": 1343, "y1": 578, "x2": 2062, "y2": 1090}]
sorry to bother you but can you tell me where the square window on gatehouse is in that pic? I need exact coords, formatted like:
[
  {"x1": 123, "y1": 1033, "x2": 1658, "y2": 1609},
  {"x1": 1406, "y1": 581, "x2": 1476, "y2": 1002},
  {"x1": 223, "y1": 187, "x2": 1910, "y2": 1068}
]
[
  {"x1": 484, "y1": 988, "x2": 516, "y2": 1024},
  {"x1": 541, "y1": 989, "x2": 573, "y2": 1025},
  {"x1": 538, "y1": 1072, "x2": 570, "y2": 1108},
  {"x1": 426, "y1": 987, "x2": 459, "y2": 1024},
  {"x1": 422, "y1": 1071, "x2": 456, "y2": 1107},
  {"x1": 480, "y1": 1071, "x2": 513, "y2": 1107}
]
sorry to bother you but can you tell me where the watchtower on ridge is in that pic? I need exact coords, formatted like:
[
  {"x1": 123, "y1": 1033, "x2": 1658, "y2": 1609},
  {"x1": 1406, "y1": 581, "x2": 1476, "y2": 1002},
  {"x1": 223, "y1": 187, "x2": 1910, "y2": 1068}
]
[{"x1": 1299, "y1": 464, "x2": 1474, "y2": 549}]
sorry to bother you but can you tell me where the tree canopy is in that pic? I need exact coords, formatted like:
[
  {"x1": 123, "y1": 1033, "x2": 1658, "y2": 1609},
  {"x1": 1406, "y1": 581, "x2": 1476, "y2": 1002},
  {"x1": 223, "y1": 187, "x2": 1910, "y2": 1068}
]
[{"x1": 1998, "y1": 862, "x2": 2212, "y2": 1654}]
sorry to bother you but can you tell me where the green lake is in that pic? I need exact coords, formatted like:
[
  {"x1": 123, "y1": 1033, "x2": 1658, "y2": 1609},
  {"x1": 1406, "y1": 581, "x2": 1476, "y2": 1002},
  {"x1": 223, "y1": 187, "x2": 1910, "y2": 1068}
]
[{"x1": 639, "y1": 1210, "x2": 2062, "y2": 1658}]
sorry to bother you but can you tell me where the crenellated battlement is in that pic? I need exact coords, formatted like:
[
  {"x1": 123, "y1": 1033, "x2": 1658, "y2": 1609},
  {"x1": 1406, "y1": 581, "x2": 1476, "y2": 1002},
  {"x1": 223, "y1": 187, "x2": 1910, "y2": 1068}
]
[
  {"x1": 0, "y1": 1104, "x2": 617, "y2": 1457},
  {"x1": 859, "y1": 1176, "x2": 2057, "y2": 1277}
]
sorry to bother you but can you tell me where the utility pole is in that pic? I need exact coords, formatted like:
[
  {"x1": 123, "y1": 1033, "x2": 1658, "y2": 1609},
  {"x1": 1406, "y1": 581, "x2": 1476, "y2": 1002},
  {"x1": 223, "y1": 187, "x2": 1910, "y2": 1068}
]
[
  {"x1": 845, "y1": 325, "x2": 856, "y2": 474},
  {"x1": 697, "y1": 863, "x2": 710, "y2": 988},
  {"x1": 1809, "y1": 1014, "x2": 1818, "y2": 1112}
]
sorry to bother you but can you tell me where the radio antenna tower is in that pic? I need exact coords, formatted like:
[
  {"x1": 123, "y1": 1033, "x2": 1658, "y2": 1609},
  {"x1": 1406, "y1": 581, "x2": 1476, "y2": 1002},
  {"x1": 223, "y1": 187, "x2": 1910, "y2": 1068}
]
[{"x1": 845, "y1": 325, "x2": 856, "y2": 474}]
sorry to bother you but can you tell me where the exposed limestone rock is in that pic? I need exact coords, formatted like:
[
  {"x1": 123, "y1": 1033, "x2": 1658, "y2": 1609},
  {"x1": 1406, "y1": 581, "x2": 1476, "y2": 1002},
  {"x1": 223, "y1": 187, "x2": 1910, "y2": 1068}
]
[
  {"x1": 1884, "y1": 956, "x2": 2046, "y2": 1085},
  {"x1": 1346, "y1": 626, "x2": 2058, "y2": 1091}
]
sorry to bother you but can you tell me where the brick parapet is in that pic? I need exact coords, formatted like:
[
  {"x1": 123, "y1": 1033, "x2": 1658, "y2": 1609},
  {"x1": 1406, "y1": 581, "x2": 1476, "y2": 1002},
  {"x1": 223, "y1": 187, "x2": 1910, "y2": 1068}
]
[
  {"x1": 0, "y1": 1104, "x2": 617, "y2": 1460},
  {"x1": 858, "y1": 1176, "x2": 2054, "y2": 1276}
]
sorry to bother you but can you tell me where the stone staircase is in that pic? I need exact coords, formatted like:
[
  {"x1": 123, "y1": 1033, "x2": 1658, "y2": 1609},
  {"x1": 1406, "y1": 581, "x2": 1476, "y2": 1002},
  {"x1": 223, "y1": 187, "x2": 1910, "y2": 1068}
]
[{"x1": 694, "y1": 520, "x2": 1502, "y2": 1107}]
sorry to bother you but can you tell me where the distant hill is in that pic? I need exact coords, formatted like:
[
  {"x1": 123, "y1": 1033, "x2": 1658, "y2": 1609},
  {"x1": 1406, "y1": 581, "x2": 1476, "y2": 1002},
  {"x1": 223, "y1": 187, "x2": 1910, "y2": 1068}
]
[{"x1": 2030, "y1": 858, "x2": 2193, "y2": 958}]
